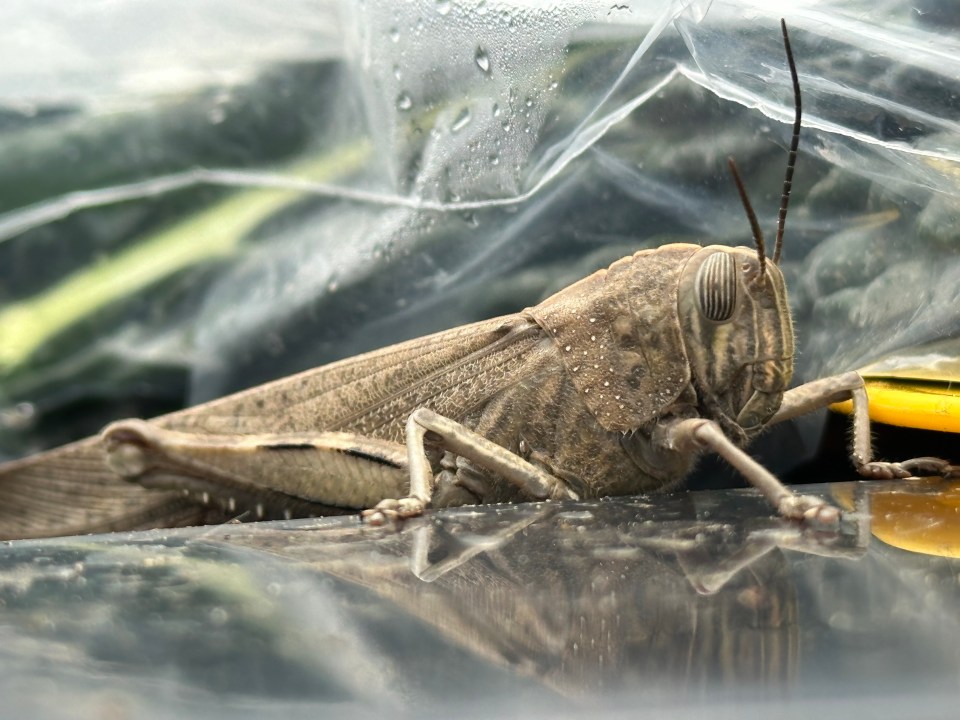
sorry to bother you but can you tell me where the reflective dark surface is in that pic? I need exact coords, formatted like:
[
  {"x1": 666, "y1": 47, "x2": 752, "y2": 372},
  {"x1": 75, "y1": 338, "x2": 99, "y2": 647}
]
[{"x1": 1, "y1": 480, "x2": 959, "y2": 719}]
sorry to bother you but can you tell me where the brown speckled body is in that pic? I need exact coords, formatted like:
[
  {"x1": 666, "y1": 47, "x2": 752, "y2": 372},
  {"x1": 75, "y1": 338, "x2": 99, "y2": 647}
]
[
  {"x1": 448, "y1": 337, "x2": 681, "y2": 505},
  {"x1": 0, "y1": 243, "x2": 796, "y2": 539}
]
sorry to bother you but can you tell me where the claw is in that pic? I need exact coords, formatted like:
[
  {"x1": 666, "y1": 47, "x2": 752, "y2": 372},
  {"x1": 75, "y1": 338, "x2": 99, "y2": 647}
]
[
  {"x1": 361, "y1": 496, "x2": 426, "y2": 526},
  {"x1": 361, "y1": 508, "x2": 391, "y2": 526},
  {"x1": 857, "y1": 461, "x2": 911, "y2": 480},
  {"x1": 859, "y1": 457, "x2": 957, "y2": 481},
  {"x1": 899, "y1": 457, "x2": 956, "y2": 478},
  {"x1": 396, "y1": 496, "x2": 426, "y2": 516},
  {"x1": 803, "y1": 502, "x2": 841, "y2": 526},
  {"x1": 778, "y1": 494, "x2": 841, "y2": 527}
]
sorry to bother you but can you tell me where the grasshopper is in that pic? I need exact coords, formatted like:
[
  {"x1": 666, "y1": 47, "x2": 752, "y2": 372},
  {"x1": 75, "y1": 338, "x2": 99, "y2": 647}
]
[{"x1": 0, "y1": 21, "x2": 955, "y2": 540}]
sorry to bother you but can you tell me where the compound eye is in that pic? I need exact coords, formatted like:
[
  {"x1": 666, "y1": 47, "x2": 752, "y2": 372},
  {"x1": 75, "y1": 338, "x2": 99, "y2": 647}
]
[{"x1": 695, "y1": 252, "x2": 737, "y2": 322}]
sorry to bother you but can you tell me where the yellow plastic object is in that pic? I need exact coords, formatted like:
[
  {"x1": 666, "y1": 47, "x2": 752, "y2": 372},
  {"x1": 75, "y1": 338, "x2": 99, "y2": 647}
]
[
  {"x1": 831, "y1": 378, "x2": 960, "y2": 434},
  {"x1": 833, "y1": 481, "x2": 960, "y2": 558}
]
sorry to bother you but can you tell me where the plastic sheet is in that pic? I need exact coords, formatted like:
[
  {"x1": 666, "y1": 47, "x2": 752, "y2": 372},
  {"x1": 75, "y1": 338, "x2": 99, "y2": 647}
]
[
  {"x1": 1, "y1": 0, "x2": 958, "y2": 459},
  {"x1": 2, "y1": 483, "x2": 960, "y2": 717}
]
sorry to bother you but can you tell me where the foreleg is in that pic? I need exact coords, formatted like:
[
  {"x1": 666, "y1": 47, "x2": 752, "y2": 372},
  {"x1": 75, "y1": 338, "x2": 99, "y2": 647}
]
[
  {"x1": 771, "y1": 371, "x2": 958, "y2": 479},
  {"x1": 656, "y1": 418, "x2": 840, "y2": 524}
]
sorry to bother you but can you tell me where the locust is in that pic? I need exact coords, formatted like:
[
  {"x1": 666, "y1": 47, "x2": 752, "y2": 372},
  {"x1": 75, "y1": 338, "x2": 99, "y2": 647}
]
[{"x1": 0, "y1": 21, "x2": 955, "y2": 541}]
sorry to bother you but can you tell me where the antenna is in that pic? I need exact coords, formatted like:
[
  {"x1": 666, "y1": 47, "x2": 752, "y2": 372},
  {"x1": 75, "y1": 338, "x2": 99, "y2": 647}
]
[
  {"x1": 774, "y1": 18, "x2": 801, "y2": 264},
  {"x1": 728, "y1": 158, "x2": 767, "y2": 277}
]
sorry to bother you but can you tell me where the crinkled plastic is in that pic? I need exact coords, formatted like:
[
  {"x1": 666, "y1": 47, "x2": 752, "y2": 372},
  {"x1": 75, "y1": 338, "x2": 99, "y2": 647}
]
[
  {"x1": 0, "y1": 0, "x2": 959, "y2": 459},
  {"x1": 2, "y1": 485, "x2": 960, "y2": 716}
]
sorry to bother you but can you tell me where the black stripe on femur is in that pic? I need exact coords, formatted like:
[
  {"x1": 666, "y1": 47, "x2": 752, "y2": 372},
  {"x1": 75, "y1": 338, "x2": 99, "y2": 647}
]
[
  {"x1": 695, "y1": 252, "x2": 737, "y2": 322},
  {"x1": 341, "y1": 447, "x2": 403, "y2": 469},
  {"x1": 258, "y1": 442, "x2": 316, "y2": 450}
]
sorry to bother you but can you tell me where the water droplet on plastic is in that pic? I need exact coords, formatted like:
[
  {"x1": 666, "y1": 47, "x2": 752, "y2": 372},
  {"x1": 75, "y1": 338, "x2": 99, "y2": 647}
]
[
  {"x1": 475, "y1": 47, "x2": 491, "y2": 74},
  {"x1": 1, "y1": 402, "x2": 36, "y2": 430},
  {"x1": 436, "y1": 0, "x2": 451, "y2": 15},
  {"x1": 393, "y1": 64, "x2": 402, "y2": 80},
  {"x1": 828, "y1": 611, "x2": 856, "y2": 631},
  {"x1": 207, "y1": 106, "x2": 226, "y2": 124},
  {"x1": 451, "y1": 107, "x2": 472, "y2": 132},
  {"x1": 396, "y1": 92, "x2": 413, "y2": 111},
  {"x1": 388, "y1": 26, "x2": 400, "y2": 42},
  {"x1": 558, "y1": 510, "x2": 594, "y2": 521},
  {"x1": 492, "y1": 103, "x2": 500, "y2": 117},
  {"x1": 488, "y1": 153, "x2": 499, "y2": 166}
]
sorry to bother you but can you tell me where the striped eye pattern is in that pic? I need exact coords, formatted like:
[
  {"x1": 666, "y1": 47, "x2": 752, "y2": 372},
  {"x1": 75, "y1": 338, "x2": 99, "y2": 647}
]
[{"x1": 695, "y1": 252, "x2": 737, "y2": 322}]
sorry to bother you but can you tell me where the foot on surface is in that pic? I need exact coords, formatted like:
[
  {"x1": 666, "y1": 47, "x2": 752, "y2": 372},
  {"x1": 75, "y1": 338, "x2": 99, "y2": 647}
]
[
  {"x1": 859, "y1": 457, "x2": 959, "y2": 480},
  {"x1": 361, "y1": 496, "x2": 425, "y2": 526},
  {"x1": 778, "y1": 494, "x2": 841, "y2": 526}
]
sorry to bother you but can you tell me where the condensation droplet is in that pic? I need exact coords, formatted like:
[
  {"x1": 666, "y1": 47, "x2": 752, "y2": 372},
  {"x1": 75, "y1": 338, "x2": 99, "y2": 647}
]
[
  {"x1": 389, "y1": 26, "x2": 400, "y2": 42},
  {"x1": 436, "y1": 0, "x2": 451, "y2": 15},
  {"x1": 475, "y1": 47, "x2": 491, "y2": 74},
  {"x1": 396, "y1": 92, "x2": 413, "y2": 111},
  {"x1": 558, "y1": 510, "x2": 594, "y2": 521},
  {"x1": 0, "y1": 401, "x2": 36, "y2": 430},
  {"x1": 207, "y1": 106, "x2": 226, "y2": 124},
  {"x1": 451, "y1": 107, "x2": 472, "y2": 132}
]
